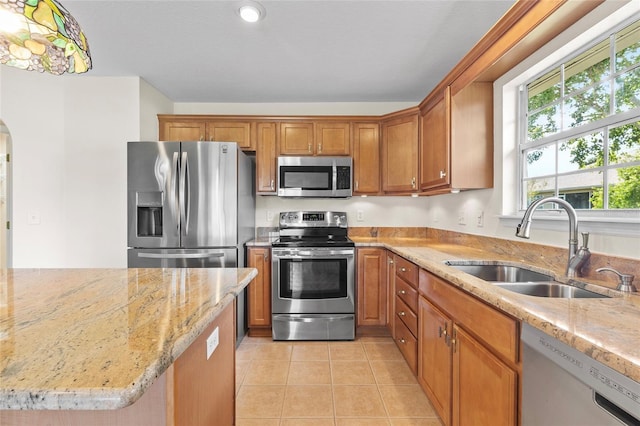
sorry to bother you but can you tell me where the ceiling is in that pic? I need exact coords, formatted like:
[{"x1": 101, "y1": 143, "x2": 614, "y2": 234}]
[{"x1": 63, "y1": 0, "x2": 515, "y2": 103}]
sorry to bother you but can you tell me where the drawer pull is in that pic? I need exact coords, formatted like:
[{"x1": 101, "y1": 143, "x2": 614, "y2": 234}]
[
  {"x1": 398, "y1": 290, "x2": 407, "y2": 295},
  {"x1": 399, "y1": 311, "x2": 406, "y2": 317}
]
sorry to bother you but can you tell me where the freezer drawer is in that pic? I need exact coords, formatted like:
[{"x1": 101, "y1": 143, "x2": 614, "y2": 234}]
[{"x1": 128, "y1": 248, "x2": 237, "y2": 268}]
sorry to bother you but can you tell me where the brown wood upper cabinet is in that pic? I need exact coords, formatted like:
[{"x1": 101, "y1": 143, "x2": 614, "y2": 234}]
[
  {"x1": 419, "y1": 83, "x2": 493, "y2": 193},
  {"x1": 160, "y1": 120, "x2": 206, "y2": 142},
  {"x1": 256, "y1": 122, "x2": 277, "y2": 194},
  {"x1": 208, "y1": 121, "x2": 255, "y2": 150},
  {"x1": 279, "y1": 121, "x2": 351, "y2": 156},
  {"x1": 381, "y1": 111, "x2": 419, "y2": 193},
  {"x1": 159, "y1": 117, "x2": 255, "y2": 150},
  {"x1": 352, "y1": 123, "x2": 380, "y2": 195}
]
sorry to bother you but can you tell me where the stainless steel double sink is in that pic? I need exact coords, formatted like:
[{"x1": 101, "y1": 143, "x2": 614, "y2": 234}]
[{"x1": 444, "y1": 261, "x2": 610, "y2": 299}]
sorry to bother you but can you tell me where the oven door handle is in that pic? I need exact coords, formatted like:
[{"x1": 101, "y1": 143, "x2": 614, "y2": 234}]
[
  {"x1": 272, "y1": 249, "x2": 354, "y2": 257},
  {"x1": 276, "y1": 315, "x2": 354, "y2": 323}
]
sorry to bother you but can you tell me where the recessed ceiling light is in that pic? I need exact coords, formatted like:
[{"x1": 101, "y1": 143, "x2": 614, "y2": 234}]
[{"x1": 237, "y1": 1, "x2": 266, "y2": 23}]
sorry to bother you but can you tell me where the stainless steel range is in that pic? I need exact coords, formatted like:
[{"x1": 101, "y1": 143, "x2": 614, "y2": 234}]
[{"x1": 271, "y1": 211, "x2": 355, "y2": 341}]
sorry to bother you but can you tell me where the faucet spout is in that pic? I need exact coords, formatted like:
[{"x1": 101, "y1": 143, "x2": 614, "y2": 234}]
[{"x1": 515, "y1": 197, "x2": 584, "y2": 277}]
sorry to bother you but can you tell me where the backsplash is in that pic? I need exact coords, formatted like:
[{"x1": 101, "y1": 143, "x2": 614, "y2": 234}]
[{"x1": 348, "y1": 227, "x2": 639, "y2": 290}]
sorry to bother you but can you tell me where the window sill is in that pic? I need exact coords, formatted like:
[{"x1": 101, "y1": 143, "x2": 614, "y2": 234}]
[{"x1": 499, "y1": 212, "x2": 640, "y2": 237}]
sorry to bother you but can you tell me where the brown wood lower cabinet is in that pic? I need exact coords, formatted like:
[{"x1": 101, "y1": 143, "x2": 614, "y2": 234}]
[
  {"x1": 418, "y1": 268, "x2": 519, "y2": 426},
  {"x1": 452, "y1": 326, "x2": 517, "y2": 426},
  {"x1": 356, "y1": 248, "x2": 387, "y2": 327},
  {"x1": 247, "y1": 247, "x2": 272, "y2": 337},
  {"x1": 418, "y1": 295, "x2": 452, "y2": 426}
]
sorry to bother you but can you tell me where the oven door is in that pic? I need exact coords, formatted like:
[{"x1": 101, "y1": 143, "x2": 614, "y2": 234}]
[{"x1": 271, "y1": 247, "x2": 355, "y2": 314}]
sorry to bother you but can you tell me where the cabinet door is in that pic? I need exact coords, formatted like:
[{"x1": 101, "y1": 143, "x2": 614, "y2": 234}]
[
  {"x1": 315, "y1": 122, "x2": 351, "y2": 155},
  {"x1": 418, "y1": 296, "x2": 452, "y2": 426},
  {"x1": 279, "y1": 122, "x2": 314, "y2": 155},
  {"x1": 161, "y1": 121, "x2": 206, "y2": 142},
  {"x1": 207, "y1": 121, "x2": 254, "y2": 150},
  {"x1": 381, "y1": 113, "x2": 419, "y2": 192},
  {"x1": 356, "y1": 248, "x2": 387, "y2": 326},
  {"x1": 387, "y1": 251, "x2": 396, "y2": 334},
  {"x1": 452, "y1": 326, "x2": 517, "y2": 426},
  {"x1": 247, "y1": 248, "x2": 271, "y2": 328},
  {"x1": 256, "y1": 123, "x2": 277, "y2": 193},
  {"x1": 172, "y1": 302, "x2": 235, "y2": 425},
  {"x1": 353, "y1": 123, "x2": 380, "y2": 194},
  {"x1": 420, "y1": 88, "x2": 450, "y2": 190}
]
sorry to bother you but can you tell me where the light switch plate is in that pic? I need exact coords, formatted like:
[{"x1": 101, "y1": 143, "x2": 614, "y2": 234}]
[{"x1": 206, "y1": 327, "x2": 219, "y2": 360}]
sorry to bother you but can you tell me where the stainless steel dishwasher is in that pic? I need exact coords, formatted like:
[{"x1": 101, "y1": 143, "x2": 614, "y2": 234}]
[{"x1": 522, "y1": 323, "x2": 640, "y2": 425}]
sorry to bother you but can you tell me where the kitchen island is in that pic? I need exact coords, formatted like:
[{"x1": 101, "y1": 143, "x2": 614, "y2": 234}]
[{"x1": 0, "y1": 267, "x2": 257, "y2": 425}]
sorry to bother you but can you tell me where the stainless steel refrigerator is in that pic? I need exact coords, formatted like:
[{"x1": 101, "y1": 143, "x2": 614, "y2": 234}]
[{"x1": 127, "y1": 141, "x2": 255, "y2": 342}]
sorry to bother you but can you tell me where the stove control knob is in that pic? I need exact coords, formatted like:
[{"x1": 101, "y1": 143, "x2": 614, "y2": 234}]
[{"x1": 334, "y1": 215, "x2": 341, "y2": 225}]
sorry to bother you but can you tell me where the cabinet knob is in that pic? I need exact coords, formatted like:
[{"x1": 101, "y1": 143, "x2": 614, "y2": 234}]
[
  {"x1": 400, "y1": 267, "x2": 407, "y2": 272},
  {"x1": 270, "y1": 179, "x2": 274, "y2": 190},
  {"x1": 438, "y1": 326, "x2": 447, "y2": 338},
  {"x1": 389, "y1": 259, "x2": 394, "y2": 265},
  {"x1": 440, "y1": 170, "x2": 447, "y2": 178},
  {"x1": 399, "y1": 338, "x2": 406, "y2": 344},
  {"x1": 399, "y1": 311, "x2": 406, "y2": 317},
  {"x1": 318, "y1": 143, "x2": 322, "y2": 153},
  {"x1": 308, "y1": 143, "x2": 312, "y2": 153},
  {"x1": 355, "y1": 180, "x2": 359, "y2": 191},
  {"x1": 411, "y1": 177, "x2": 416, "y2": 188},
  {"x1": 200, "y1": 135, "x2": 204, "y2": 141},
  {"x1": 398, "y1": 290, "x2": 406, "y2": 295}
]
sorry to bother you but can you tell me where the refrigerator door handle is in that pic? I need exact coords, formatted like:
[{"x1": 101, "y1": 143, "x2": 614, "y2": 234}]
[
  {"x1": 137, "y1": 252, "x2": 224, "y2": 259},
  {"x1": 171, "y1": 151, "x2": 180, "y2": 235},
  {"x1": 179, "y1": 151, "x2": 190, "y2": 236}
]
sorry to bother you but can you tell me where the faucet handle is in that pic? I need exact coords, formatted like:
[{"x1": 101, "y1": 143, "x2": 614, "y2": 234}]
[
  {"x1": 596, "y1": 267, "x2": 636, "y2": 293},
  {"x1": 580, "y1": 232, "x2": 589, "y2": 248}
]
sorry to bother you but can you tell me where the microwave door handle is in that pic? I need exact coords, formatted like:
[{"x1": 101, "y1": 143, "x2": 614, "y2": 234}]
[{"x1": 332, "y1": 161, "x2": 338, "y2": 196}]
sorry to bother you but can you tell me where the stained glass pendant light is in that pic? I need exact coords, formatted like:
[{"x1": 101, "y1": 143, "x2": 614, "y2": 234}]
[{"x1": 0, "y1": 0, "x2": 91, "y2": 74}]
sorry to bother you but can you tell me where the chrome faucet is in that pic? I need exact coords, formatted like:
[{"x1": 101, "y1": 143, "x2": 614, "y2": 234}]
[{"x1": 516, "y1": 197, "x2": 590, "y2": 278}]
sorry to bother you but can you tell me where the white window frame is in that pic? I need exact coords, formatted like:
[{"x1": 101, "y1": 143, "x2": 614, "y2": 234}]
[
  {"x1": 519, "y1": 17, "x2": 640, "y2": 213},
  {"x1": 497, "y1": 2, "x2": 640, "y2": 237}
]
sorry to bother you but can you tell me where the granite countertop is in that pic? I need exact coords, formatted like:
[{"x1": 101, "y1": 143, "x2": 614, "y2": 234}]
[
  {"x1": 351, "y1": 237, "x2": 640, "y2": 383},
  {"x1": 0, "y1": 267, "x2": 257, "y2": 410}
]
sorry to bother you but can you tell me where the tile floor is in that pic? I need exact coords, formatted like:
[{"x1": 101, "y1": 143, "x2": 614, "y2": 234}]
[{"x1": 235, "y1": 336, "x2": 443, "y2": 425}]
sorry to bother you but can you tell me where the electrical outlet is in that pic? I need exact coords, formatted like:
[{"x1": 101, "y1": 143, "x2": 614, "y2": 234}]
[
  {"x1": 458, "y1": 210, "x2": 466, "y2": 225},
  {"x1": 477, "y1": 210, "x2": 484, "y2": 227},
  {"x1": 206, "y1": 327, "x2": 219, "y2": 360},
  {"x1": 28, "y1": 210, "x2": 41, "y2": 225},
  {"x1": 356, "y1": 210, "x2": 364, "y2": 222}
]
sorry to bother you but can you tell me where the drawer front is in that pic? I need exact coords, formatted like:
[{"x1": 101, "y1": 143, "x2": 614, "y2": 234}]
[
  {"x1": 419, "y1": 269, "x2": 518, "y2": 363},
  {"x1": 394, "y1": 318, "x2": 418, "y2": 375},
  {"x1": 395, "y1": 295, "x2": 418, "y2": 337},
  {"x1": 395, "y1": 256, "x2": 419, "y2": 288},
  {"x1": 395, "y1": 277, "x2": 418, "y2": 313}
]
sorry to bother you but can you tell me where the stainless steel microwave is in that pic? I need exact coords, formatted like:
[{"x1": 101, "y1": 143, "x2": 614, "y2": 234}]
[{"x1": 277, "y1": 156, "x2": 352, "y2": 198}]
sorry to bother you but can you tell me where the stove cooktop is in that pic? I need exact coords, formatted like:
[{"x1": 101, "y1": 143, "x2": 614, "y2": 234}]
[{"x1": 271, "y1": 236, "x2": 355, "y2": 248}]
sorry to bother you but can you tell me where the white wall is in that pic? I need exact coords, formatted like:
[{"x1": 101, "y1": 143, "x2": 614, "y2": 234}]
[{"x1": 0, "y1": 69, "x2": 173, "y2": 268}]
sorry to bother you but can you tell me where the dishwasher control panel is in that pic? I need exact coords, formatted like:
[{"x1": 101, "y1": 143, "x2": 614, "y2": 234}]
[{"x1": 522, "y1": 324, "x2": 639, "y2": 420}]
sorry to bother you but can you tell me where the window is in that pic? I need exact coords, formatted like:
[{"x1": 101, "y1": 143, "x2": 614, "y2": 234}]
[{"x1": 520, "y1": 19, "x2": 640, "y2": 211}]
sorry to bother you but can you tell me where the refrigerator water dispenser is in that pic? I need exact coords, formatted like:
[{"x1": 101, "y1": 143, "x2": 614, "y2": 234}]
[{"x1": 137, "y1": 192, "x2": 163, "y2": 237}]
